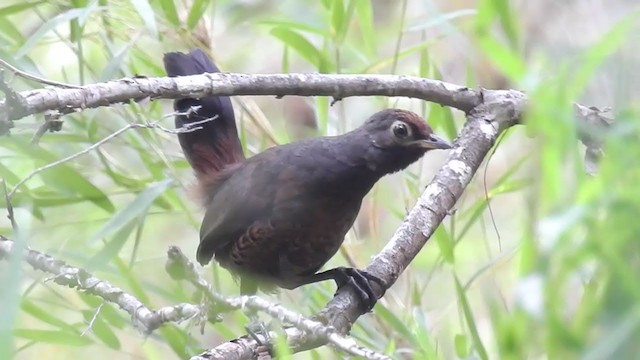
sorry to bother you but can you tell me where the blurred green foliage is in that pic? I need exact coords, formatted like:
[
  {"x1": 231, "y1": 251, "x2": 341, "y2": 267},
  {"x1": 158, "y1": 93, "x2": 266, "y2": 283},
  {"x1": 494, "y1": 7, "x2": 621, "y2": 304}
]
[{"x1": 1, "y1": 0, "x2": 639, "y2": 359}]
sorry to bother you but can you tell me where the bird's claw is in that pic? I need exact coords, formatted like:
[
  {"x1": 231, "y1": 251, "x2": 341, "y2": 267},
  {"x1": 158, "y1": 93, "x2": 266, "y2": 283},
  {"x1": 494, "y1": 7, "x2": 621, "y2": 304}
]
[
  {"x1": 245, "y1": 317, "x2": 273, "y2": 358},
  {"x1": 333, "y1": 267, "x2": 386, "y2": 312}
]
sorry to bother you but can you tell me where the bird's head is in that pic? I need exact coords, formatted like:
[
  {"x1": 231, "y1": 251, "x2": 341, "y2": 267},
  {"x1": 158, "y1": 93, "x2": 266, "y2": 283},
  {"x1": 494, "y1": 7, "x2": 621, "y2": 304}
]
[{"x1": 362, "y1": 108, "x2": 452, "y2": 173}]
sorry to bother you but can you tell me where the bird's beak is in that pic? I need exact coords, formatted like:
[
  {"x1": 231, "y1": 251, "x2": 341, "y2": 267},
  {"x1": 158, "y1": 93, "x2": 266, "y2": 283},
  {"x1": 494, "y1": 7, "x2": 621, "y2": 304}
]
[{"x1": 411, "y1": 134, "x2": 453, "y2": 150}]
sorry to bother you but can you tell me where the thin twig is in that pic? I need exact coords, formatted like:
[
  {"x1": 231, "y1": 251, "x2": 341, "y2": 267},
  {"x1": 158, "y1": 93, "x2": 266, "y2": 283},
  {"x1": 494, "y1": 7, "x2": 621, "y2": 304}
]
[
  {"x1": 0, "y1": 58, "x2": 82, "y2": 89},
  {"x1": 2, "y1": 180, "x2": 18, "y2": 231},
  {"x1": 166, "y1": 247, "x2": 390, "y2": 360},
  {"x1": 81, "y1": 302, "x2": 105, "y2": 336},
  {"x1": 482, "y1": 129, "x2": 507, "y2": 251},
  {"x1": 7, "y1": 114, "x2": 216, "y2": 200},
  {"x1": 31, "y1": 110, "x2": 64, "y2": 144},
  {"x1": 0, "y1": 236, "x2": 206, "y2": 335}
]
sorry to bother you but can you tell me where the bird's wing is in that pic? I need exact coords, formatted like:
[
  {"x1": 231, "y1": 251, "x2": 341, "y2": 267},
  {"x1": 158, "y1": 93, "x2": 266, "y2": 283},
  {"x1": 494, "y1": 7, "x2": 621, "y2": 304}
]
[{"x1": 196, "y1": 148, "x2": 287, "y2": 265}]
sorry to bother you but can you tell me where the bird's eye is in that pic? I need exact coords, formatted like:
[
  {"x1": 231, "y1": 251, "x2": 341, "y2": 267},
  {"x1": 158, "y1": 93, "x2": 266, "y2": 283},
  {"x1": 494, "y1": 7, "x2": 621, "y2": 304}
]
[{"x1": 391, "y1": 121, "x2": 411, "y2": 139}]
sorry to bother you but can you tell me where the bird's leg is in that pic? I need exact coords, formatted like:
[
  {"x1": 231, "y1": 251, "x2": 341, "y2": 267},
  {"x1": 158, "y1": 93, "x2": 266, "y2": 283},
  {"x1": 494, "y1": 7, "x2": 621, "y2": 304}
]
[
  {"x1": 240, "y1": 278, "x2": 273, "y2": 357},
  {"x1": 298, "y1": 267, "x2": 386, "y2": 311},
  {"x1": 245, "y1": 313, "x2": 273, "y2": 359}
]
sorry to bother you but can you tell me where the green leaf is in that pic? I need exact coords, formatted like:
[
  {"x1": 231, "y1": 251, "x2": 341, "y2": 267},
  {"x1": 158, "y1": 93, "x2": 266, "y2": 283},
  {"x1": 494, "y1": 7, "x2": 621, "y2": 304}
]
[
  {"x1": 114, "y1": 258, "x2": 150, "y2": 304},
  {"x1": 82, "y1": 311, "x2": 121, "y2": 350},
  {"x1": 78, "y1": 296, "x2": 127, "y2": 329},
  {"x1": 434, "y1": 226, "x2": 454, "y2": 263},
  {"x1": 88, "y1": 179, "x2": 171, "y2": 244},
  {"x1": 0, "y1": 1, "x2": 46, "y2": 17},
  {"x1": 454, "y1": 275, "x2": 488, "y2": 360},
  {"x1": 0, "y1": 161, "x2": 20, "y2": 184},
  {"x1": 272, "y1": 327, "x2": 293, "y2": 359},
  {"x1": 491, "y1": 0, "x2": 519, "y2": 48},
  {"x1": 428, "y1": 97, "x2": 457, "y2": 140},
  {"x1": 330, "y1": 0, "x2": 353, "y2": 44},
  {"x1": 476, "y1": 35, "x2": 525, "y2": 81},
  {"x1": 39, "y1": 164, "x2": 114, "y2": 213},
  {"x1": 354, "y1": 0, "x2": 375, "y2": 56},
  {"x1": 406, "y1": 9, "x2": 477, "y2": 32},
  {"x1": 411, "y1": 308, "x2": 438, "y2": 359},
  {"x1": 457, "y1": 155, "x2": 530, "y2": 241},
  {"x1": 21, "y1": 300, "x2": 78, "y2": 333},
  {"x1": 3, "y1": 138, "x2": 114, "y2": 212},
  {"x1": 374, "y1": 303, "x2": 415, "y2": 342},
  {"x1": 13, "y1": 329, "x2": 93, "y2": 346},
  {"x1": 86, "y1": 221, "x2": 138, "y2": 271},
  {"x1": 130, "y1": 0, "x2": 158, "y2": 36},
  {"x1": 258, "y1": 20, "x2": 327, "y2": 36},
  {"x1": 100, "y1": 34, "x2": 138, "y2": 81},
  {"x1": 156, "y1": 0, "x2": 180, "y2": 27},
  {"x1": 158, "y1": 325, "x2": 190, "y2": 358},
  {"x1": 186, "y1": 0, "x2": 210, "y2": 29},
  {"x1": 454, "y1": 334, "x2": 469, "y2": 358},
  {"x1": 569, "y1": 12, "x2": 635, "y2": 98},
  {"x1": 270, "y1": 27, "x2": 331, "y2": 72},
  {"x1": 0, "y1": 17, "x2": 25, "y2": 44},
  {"x1": 16, "y1": 4, "x2": 101, "y2": 58},
  {"x1": 359, "y1": 41, "x2": 429, "y2": 73}
]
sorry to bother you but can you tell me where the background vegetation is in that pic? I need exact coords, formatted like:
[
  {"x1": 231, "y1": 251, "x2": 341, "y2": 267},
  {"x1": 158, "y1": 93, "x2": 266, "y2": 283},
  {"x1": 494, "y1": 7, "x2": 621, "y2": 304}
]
[{"x1": 1, "y1": 0, "x2": 639, "y2": 359}]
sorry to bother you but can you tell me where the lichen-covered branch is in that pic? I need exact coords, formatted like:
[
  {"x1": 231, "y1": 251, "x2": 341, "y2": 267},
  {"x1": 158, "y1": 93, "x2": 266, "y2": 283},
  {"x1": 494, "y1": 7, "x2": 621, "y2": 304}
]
[
  {"x1": 0, "y1": 235, "x2": 389, "y2": 360},
  {"x1": 0, "y1": 73, "x2": 481, "y2": 124},
  {"x1": 0, "y1": 235, "x2": 204, "y2": 335},
  {"x1": 0, "y1": 67, "x2": 537, "y2": 359},
  {"x1": 574, "y1": 103, "x2": 613, "y2": 175},
  {"x1": 197, "y1": 89, "x2": 527, "y2": 358},
  {"x1": 166, "y1": 246, "x2": 391, "y2": 360},
  {"x1": 318, "y1": 90, "x2": 525, "y2": 332}
]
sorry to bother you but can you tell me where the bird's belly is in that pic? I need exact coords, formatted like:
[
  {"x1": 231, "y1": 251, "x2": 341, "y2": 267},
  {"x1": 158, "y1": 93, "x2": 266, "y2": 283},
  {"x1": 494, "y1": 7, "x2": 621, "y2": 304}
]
[{"x1": 222, "y1": 198, "x2": 360, "y2": 287}]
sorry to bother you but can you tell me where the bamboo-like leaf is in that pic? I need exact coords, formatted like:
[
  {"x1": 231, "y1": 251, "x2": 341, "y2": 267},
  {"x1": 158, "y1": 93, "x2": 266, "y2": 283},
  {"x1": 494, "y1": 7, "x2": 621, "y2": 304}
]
[
  {"x1": 82, "y1": 311, "x2": 121, "y2": 349},
  {"x1": 156, "y1": 0, "x2": 180, "y2": 27},
  {"x1": 354, "y1": 0, "x2": 375, "y2": 56},
  {"x1": 454, "y1": 275, "x2": 488, "y2": 360},
  {"x1": 88, "y1": 179, "x2": 171, "y2": 244},
  {"x1": 86, "y1": 221, "x2": 138, "y2": 271},
  {"x1": 16, "y1": 4, "x2": 101, "y2": 58},
  {"x1": 130, "y1": 0, "x2": 158, "y2": 35},
  {"x1": 186, "y1": 0, "x2": 210, "y2": 29},
  {"x1": 21, "y1": 300, "x2": 79, "y2": 333},
  {"x1": 270, "y1": 27, "x2": 332, "y2": 72},
  {"x1": 0, "y1": 1, "x2": 45, "y2": 17},
  {"x1": 13, "y1": 329, "x2": 93, "y2": 346}
]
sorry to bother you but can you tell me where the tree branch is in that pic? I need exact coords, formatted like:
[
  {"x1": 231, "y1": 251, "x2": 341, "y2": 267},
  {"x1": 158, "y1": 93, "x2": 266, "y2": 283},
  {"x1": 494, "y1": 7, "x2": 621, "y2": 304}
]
[
  {"x1": 0, "y1": 235, "x2": 205, "y2": 335},
  {"x1": 0, "y1": 73, "x2": 481, "y2": 123},
  {"x1": 196, "y1": 89, "x2": 526, "y2": 358},
  {"x1": 6, "y1": 111, "x2": 216, "y2": 200},
  {"x1": 574, "y1": 103, "x2": 613, "y2": 175},
  {"x1": 0, "y1": 236, "x2": 388, "y2": 359},
  {"x1": 166, "y1": 246, "x2": 391, "y2": 360},
  {"x1": 0, "y1": 71, "x2": 533, "y2": 357},
  {"x1": 0, "y1": 54, "x2": 619, "y2": 360}
]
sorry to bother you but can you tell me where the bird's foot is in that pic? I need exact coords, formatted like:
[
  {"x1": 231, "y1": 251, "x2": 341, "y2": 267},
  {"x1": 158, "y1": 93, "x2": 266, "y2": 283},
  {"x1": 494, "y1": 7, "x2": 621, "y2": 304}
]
[
  {"x1": 245, "y1": 316, "x2": 273, "y2": 359},
  {"x1": 331, "y1": 267, "x2": 386, "y2": 312}
]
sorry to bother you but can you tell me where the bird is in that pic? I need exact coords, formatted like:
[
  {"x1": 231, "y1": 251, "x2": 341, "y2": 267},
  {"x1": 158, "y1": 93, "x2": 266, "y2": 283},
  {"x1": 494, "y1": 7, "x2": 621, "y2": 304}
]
[{"x1": 163, "y1": 49, "x2": 452, "y2": 310}]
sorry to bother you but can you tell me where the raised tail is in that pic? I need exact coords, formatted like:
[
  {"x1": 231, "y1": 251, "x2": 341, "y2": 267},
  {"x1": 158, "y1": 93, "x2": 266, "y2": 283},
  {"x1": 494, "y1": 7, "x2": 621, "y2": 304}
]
[{"x1": 163, "y1": 49, "x2": 244, "y2": 184}]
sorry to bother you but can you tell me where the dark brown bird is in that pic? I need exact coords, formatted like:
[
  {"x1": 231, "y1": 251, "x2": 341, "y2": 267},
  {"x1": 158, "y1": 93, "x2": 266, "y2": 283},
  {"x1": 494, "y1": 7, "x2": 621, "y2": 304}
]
[{"x1": 163, "y1": 49, "x2": 452, "y2": 309}]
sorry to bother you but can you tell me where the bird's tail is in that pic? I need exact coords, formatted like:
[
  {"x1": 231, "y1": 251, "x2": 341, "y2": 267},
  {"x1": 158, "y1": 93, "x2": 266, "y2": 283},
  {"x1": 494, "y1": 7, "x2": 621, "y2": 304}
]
[{"x1": 163, "y1": 49, "x2": 244, "y2": 187}]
